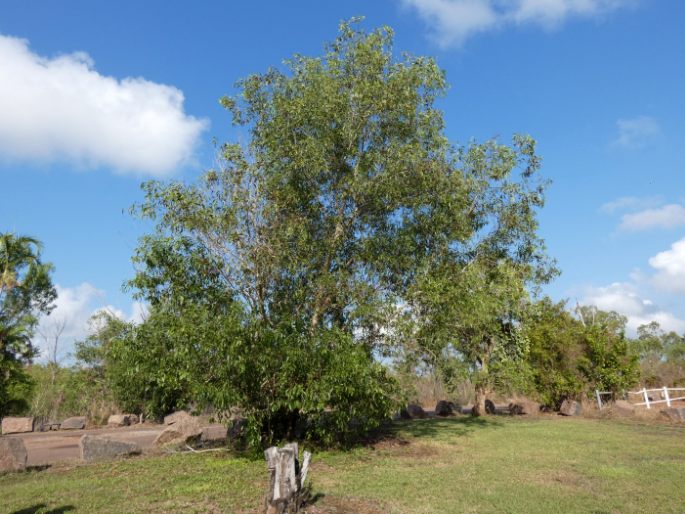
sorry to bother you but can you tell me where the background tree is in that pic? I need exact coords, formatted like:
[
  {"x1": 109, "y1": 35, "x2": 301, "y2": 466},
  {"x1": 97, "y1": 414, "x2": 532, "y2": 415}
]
[
  {"x1": 634, "y1": 321, "x2": 685, "y2": 387},
  {"x1": 524, "y1": 300, "x2": 639, "y2": 407},
  {"x1": 0, "y1": 233, "x2": 56, "y2": 416}
]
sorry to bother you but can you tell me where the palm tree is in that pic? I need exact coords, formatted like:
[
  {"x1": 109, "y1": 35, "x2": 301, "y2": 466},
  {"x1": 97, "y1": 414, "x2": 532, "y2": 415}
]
[{"x1": 0, "y1": 232, "x2": 55, "y2": 416}]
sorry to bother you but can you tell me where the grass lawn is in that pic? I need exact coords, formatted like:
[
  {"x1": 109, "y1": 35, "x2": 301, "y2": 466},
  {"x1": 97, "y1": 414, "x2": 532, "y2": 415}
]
[{"x1": 1, "y1": 416, "x2": 684, "y2": 513}]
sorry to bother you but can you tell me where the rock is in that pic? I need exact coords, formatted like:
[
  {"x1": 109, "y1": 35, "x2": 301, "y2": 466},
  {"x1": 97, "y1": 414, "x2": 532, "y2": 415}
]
[
  {"x1": 404, "y1": 403, "x2": 427, "y2": 419},
  {"x1": 1, "y1": 417, "x2": 34, "y2": 434},
  {"x1": 80, "y1": 435, "x2": 141, "y2": 463},
  {"x1": 154, "y1": 416, "x2": 202, "y2": 447},
  {"x1": 163, "y1": 410, "x2": 192, "y2": 425},
  {"x1": 660, "y1": 407, "x2": 685, "y2": 422},
  {"x1": 127, "y1": 414, "x2": 139, "y2": 425},
  {"x1": 201, "y1": 424, "x2": 228, "y2": 444},
  {"x1": 60, "y1": 416, "x2": 86, "y2": 430},
  {"x1": 229, "y1": 417, "x2": 248, "y2": 440},
  {"x1": 509, "y1": 400, "x2": 540, "y2": 416},
  {"x1": 559, "y1": 399, "x2": 582, "y2": 416},
  {"x1": 0, "y1": 438, "x2": 28, "y2": 473},
  {"x1": 107, "y1": 414, "x2": 131, "y2": 427},
  {"x1": 612, "y1": 400, "x2": 635, "y2": 417},
  {"x1": 435, "y1": 400, "x2": 457, "y2": 416},
  {"x1": 485, "y1": 399, "x2": 496, "y2": 415},
  {"x1": 37, "y1": 421, "x2": 61, "y2": 432}
]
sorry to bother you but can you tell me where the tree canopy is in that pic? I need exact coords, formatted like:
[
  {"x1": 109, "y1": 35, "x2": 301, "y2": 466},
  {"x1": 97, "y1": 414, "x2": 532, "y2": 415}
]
[{"x1": 0, "y1": 233, "x2": 56, "y2": 416}]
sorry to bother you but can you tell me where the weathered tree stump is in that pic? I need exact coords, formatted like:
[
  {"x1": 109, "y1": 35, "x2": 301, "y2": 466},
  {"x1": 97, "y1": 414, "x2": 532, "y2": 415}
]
[{"x1": 264, "y1": 442, "x2": 312, "y2": 514}]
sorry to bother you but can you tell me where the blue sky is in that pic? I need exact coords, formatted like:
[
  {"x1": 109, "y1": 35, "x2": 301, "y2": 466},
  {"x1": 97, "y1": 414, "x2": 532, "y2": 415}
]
[{"x1": 1, "y1": 0, "x2": 684, "y2": 358}]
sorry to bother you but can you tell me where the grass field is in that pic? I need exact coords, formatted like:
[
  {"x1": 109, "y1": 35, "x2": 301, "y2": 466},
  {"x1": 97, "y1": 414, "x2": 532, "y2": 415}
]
[{"x1": 2, "y1": 415, "x2": 684, "y2": 513}]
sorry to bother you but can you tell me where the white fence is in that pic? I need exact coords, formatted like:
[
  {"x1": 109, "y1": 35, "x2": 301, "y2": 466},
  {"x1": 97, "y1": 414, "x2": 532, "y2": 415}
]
[{"x1": 595, "y1": 387, "x2": 685, "y2": 409}]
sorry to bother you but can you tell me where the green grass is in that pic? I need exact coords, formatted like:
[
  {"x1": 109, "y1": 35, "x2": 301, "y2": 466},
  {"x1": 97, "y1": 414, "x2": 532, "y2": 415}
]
[{"x1": 2, "y1": 416, "x2": 684, "y2": 513}]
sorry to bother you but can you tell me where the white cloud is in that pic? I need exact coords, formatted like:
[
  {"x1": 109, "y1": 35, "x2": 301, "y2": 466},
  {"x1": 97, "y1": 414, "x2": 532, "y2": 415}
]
[
  {"x1": 581, "y1": 281, "x2": 685, "y2": 335},
  {"x1": 0, "y1": 34, "x2": 208, "y2": 176},
  {"x1": 401, "y1": 0, "x2": 635, "y2": 47},
  {"x1": 649, "y1": 238, "x2": 685, "y2": 292},
  {"x1": 618, "y1": 204, "x2": 685, "y2": 231},
  {"x1": 34, "y1": 282, "x2": 147, "y2": 362},
  {"x1": 613, "y1": 115, "x2": 660, "y2": 149},
  {"x1": 599, "y1": 195, "x2": 662, "y2": 214}
]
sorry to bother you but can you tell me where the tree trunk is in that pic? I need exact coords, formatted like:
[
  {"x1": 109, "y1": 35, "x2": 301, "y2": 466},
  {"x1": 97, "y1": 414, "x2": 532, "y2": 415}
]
[{"x1": 472, "y1": 384, "x2": 488, "y2": 417}]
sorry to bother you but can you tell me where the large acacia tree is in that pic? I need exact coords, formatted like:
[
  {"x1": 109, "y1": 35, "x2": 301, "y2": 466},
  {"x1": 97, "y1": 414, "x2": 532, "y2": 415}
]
[{"x1": 129, "y1": 20, "x2": 554, "y2": 442}]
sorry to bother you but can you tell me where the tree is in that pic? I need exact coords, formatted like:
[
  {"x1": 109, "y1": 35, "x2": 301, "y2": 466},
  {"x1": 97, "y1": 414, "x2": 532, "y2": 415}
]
[
  {"x1": 0, "y1": 233, "x2": 56, "y2": 416},
  {"x1": 128, "y1": 19, "x2": 555, "y2": 441},
  {"x1": 523, "y1": 300, "x2": 640, "y2": 407},
  {"x1": 635, "y1": 321, "x2": 685, "y2": 387}
]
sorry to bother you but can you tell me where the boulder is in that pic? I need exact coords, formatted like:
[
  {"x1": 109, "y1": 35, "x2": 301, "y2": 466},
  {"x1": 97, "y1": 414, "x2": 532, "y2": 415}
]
[
  {"x1": 37, "y1": 421, "x2": 61, "y2": 432},
  {"x1": 0, "y1": 438, "x2": 28, "y2": 473},
  {"x1": 154, "y1": 416, "x2": 202, "y2": 447},
  {"x1": 660, "y1": 407, "x2": 685, "y2": 422},
  {"x1": 509, "y1": 400, "x2": 540, "y2": 416},
  {"x1": 201, "y1": 424, "x2": 228, "y2": 444},
  {"x1": 435, "y1": 400, "x2": 457, "y2": 417},
  {"x1": 612, "y1": 400, "x2": 635, "y2": 417},
  {"x1": 80, "y1": 435, "x2": 141, "y2": 463},
  {"x1": 485, "y1": 399, "x2": 496, "y2": 415},
  {"x1": 404, "y1": 403, "x2": 427, "y2": 419},
  {"x1": 60, "y1": 416, "x2": 86, "y2": 430},
  {"x1": 163, "y1": 410, "x2": 192, "y2": 425},
  {"x1": 1, "y1": 417, "x2": 34, "y2": 434},
  {"x1": 107, "y1": 414, "x2": 131, "y2": 427},
  {"x1": 127, "y1": 414, "x2": 139, "y2": 425},
  {"x1": 559, "y1": 399, "x2": 582, "y2": 416},
  {"x1": 229, "y1": 417, "x2": 248, "y2": 440}
]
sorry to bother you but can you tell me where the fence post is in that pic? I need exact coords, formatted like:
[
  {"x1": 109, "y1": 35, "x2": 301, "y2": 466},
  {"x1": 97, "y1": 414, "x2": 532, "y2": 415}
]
[
  {"x1": 663, "y1": 386, "x2": 671, "y2": 407},
  {"x1": 642, "y1": 388, "x2": 651, "y2": 409},
  {"x1": 595, "y1": 390, "x2": 603, "y2": 410}
]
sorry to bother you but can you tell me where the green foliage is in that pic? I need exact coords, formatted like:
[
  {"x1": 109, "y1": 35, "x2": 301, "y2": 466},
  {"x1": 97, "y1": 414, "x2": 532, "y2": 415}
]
[
  {"x1": 24, "y1": 364, "x2": 116, "y2": 424},
  {"x1": 524, "y1": 299, "x2": 640, "y2": 406},
  {"x1": 635, "y1": 321, "x2": 685, "y2": 386},
  {"x1": 0, "y1": 233, "x2": 56, "y2": 417}
]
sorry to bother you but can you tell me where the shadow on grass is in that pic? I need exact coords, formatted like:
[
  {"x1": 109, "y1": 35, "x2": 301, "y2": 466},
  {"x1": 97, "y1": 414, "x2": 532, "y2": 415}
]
[
  {"x1": 12, "y1": 505, "x2": 75, "y2": 514},
  {"x1": 363, "y1": 415, "x2": 505, "y2": 447}
]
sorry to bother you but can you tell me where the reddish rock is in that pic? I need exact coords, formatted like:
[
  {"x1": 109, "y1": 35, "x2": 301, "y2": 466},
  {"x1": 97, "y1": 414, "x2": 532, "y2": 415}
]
[
  {"x1": 0, "y1": 438, "x2": 28, "y2": 473},
  {"x1": 154, "y1": 416, "x2": 202, "y2": 447},
  {"x1": 80, "y1": 435, "x2": 141, "y2": 463},
  {"x1": 60, "y1": 416, "x2": 86, "y2": 430},
  {"x1": 559, "y1": 399, "x2": 582, "y2": 416},
  {"x1": 163, "y1": 410, "x2": 192, "y2": 425},
  {"x1": 201, "y1": 424, "x2": 228, "y2": 443},
  {"x1": 1, "y1": 417, "x2": 34, "y2": 434},
  {"x1": 107, "y1": 414, "x2": 130, "y2": 427}
]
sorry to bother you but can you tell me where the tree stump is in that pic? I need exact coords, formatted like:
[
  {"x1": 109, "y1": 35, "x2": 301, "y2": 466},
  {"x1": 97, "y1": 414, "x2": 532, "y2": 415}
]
[{"x1": 264, "y1": 442, "x2": 312, "y2": 514}]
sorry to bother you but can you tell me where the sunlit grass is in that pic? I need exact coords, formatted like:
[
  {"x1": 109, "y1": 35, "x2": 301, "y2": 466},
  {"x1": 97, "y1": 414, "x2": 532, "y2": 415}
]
[{"x1": 2, "y1": 416, "x2": 683, "y2": 513}]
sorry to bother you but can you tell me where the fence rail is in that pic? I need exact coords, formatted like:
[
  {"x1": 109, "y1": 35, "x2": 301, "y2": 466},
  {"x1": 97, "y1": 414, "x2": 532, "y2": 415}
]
[{"x1": 595, "y1": 387, "x2": 685, "y2": 410}]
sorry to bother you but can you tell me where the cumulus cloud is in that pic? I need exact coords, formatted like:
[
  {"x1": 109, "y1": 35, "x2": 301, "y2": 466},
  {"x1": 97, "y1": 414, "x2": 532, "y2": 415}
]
[
  {"x1": 649, "y1": 238, "x2": 685, "y2": 292},
  {"x1": 613, "y1": 115, "x2": 660, "y2": 149},
  {"x1": 0, "y1": 34, "x2": 207, "y2": 176},
  {"x1": 618, "y1": 204, "x2": 685, "y2": 232},
  {"x1": 581, "y1": 281, "x2": 685, "y2": 335},
  {"x1": 401, "y1": 0, "x2": 635, "y2": 47},
  {"x1": 34, "y1": 282, "x2": 147, "y2": 362}
]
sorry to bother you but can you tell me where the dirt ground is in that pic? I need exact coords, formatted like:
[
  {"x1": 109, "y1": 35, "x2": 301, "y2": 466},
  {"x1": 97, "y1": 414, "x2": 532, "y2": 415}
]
[{"x1": 4, "y1": 424, "x2": 164, "y2": 466}]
